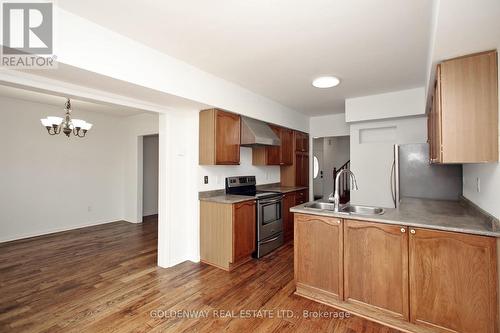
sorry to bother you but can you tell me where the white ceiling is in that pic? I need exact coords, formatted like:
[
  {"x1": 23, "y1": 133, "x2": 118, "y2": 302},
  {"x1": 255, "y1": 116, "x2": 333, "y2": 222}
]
[
  {"x1": 0, "y1": 84, "x2": 146, "y2": 117},
  {"x1": 58, "y1": 0, "x2": 434, "y2": 116}
]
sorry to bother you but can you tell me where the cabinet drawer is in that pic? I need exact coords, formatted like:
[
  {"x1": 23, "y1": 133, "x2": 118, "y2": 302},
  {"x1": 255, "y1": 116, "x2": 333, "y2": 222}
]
[{"x1": 295, "y1": 189, "x2": 308, "y2": 205}]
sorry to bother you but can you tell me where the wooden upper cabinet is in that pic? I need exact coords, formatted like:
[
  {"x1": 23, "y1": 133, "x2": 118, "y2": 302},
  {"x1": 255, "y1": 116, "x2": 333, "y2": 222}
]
[
  {"x1": 343, "y1": 220, "x2": 409, "y2": 320},
  {"x1": 267, "y1": 125, "x2": 282, "y2": 165},
  {"x1": 409, "y1": 228, "x2": 497, "y2": 333},
  {"x1": 232, "y1": 201, "x2": 256, "y2": 263},
  {"x1": 295, "y1": 131, "x2": 309, "y2": 152},
  {"x1": 280, "y1": 128, "x2": 294, "y2": 165},
  {"x1": 429, "y1": 50, "x2": 498, "y2": 163},
  {"x1": 294, "y1": 214, "x2": 343, "y2": 300},
  {"x1": 429, "y1": 65, "x2": 443, "y2": 163},
  {"x1": 295, "y1": 152, "x2": 309, "y2": 187},
  {"x1": 199, "y1": 109, "x2": 241, "y2": 165},
  {"x1": 252, "y1": 125, "x2": 294, "y2": 166}
]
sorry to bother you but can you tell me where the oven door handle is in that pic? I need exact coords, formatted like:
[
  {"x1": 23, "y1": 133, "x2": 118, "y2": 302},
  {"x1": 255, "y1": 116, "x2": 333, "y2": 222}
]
[
  {"x1": 258, "y1": 197, "x2": 283, "y2": 205},
  {"x1": 260, "y1": 235, "x2": 281, "y2": 244}
]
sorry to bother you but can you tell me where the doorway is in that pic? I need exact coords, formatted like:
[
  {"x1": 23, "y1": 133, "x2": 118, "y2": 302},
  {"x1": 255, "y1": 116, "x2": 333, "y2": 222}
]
[
  {"x1": 142, "y1": 134, "x2": 159, "y2": 220},
  {"x1": 312, "y1": 136, "x2": 350, "y2": 200}
]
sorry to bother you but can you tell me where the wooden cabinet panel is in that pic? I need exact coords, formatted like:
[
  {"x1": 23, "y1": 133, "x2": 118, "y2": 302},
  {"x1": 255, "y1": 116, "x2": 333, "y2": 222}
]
[
  {"x1": 295, "y1": 152, "x2": 309, "y2": 187},
  {"x1": 282, "y1": 192, "x2": 296, "y2": 243},
  {"x1": 409, "y1": 228, "x2": 497, "y2": 333},
  {"x1": 281, "y1": 130, "x2": 309, "y2": 187},
  {"x1": 232, "y1": 201, "x2": 256, "y2": 263},
  {"x1": 429, "y1": 50, "x2": 498, "y2": 163},
  {"x1": 199, "y1": 109, "x2": 241, "y2": 165},
  {"x1": 280, "y1": 128, "x2": 294, "y2": 165},
  {"x1": 200, "y1": 200, "x2": 255, "y2": 271},
  {"x1": 295, "y1": 131, "x2": 304, "y2": 152},
  {"x1": 295, "y1": 189, "x2": 308, "y2": 205},
  {"x1": 429, "y1": 65, "x2": 443, "y2": 164},
  {"x1": 252, "y1": 125, "x2": 293, "y2": 166},
  {"x1": 295, "y1": 131, "x2": 309, "y2": 152},
  {"x1": 344, "y1": 220, "x2": 409, "y2": 320},
  {"x1": 264, "y1": 125, "x2": 281, "y2": 165},
  {"x1": 294, "y1": 214, "x2": 343, "y2": 300},
  {"x1": 215, "y1": 110, "x2": 241, "y2": 164}
]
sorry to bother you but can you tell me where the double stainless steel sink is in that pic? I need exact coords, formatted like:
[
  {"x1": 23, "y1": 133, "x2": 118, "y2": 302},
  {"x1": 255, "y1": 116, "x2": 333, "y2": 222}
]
[{"x1": 304, "y1": 202, "x2": 385, "y2": 216}]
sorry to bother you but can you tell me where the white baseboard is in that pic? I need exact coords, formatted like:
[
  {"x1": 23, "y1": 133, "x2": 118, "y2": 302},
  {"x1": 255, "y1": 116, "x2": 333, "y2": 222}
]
[{"x1": 0, "y1": 219, "x2": 124, "y2": 244}]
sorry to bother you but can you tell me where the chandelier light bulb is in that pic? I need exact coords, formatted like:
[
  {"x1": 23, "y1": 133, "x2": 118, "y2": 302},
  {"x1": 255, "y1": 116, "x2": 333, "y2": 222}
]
[{"x1": 40, "y1": 98, "x2": 93, "y2": 138}]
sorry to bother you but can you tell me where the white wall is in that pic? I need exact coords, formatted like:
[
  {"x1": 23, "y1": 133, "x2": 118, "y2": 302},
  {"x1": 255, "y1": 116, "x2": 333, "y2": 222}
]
[
  {"x1": 345, "y1": 87, "x2": 426, "y2": 123},
  {"x1": 462, "y1": 50, "x2": 500, "y2": 218},
  {"x1": 198, "y1": 147, "x2": 280, "y2": 191},
  {"x1": 0, "y1": 96, "x2": 126, "y2": 242},
  {"x1": 350, "y1": 116, "x2": 428, "y2": 208},
  {"x1": 158, "y1": 110, "x2": 200, "y2": 267},
  {"x1": 143, "y1": 135, "x2": 159, "y2": 216},
  {"x1": 123, "y1": 113, "x2": 159, "y2": 223},
  {"x1": 309, "y1": 113, "x2": 350, "y2": 138}
]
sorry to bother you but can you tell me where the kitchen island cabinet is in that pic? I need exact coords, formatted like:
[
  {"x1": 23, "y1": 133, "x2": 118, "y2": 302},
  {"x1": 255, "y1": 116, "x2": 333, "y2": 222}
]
[
  {"x1": 294, "y1": 214, "x2": 343, "y2": 301},
  {"x1": 294, "y1": 210, "x2": 498, "y2": 333}
]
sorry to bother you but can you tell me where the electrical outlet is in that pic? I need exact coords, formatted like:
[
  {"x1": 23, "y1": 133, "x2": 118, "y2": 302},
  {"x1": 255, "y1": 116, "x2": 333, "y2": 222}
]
[
  {"x1": 204, "y1": 176, "x2": 208, "y2": 184},
  {"x1": 476, "y1": 177, "x2": 481, "y2": 193}
]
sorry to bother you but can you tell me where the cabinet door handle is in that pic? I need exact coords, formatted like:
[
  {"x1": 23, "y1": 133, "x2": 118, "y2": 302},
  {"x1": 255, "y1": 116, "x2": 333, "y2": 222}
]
[
  {"x1": 410, "y1": 229, "x2": 416, "y2": 234},
  {"x1": 400, "y1": 227, "x2": 406, "y2": 233}
]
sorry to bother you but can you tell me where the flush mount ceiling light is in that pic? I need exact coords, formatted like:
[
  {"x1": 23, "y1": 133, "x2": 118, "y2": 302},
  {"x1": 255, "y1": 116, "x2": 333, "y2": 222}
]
[
  {"x1": 40, "y1": 98, "x2": 93, "y2": 138},
  {"x1": 312, "y1": 76, "x2": 340, "y2": 88}
]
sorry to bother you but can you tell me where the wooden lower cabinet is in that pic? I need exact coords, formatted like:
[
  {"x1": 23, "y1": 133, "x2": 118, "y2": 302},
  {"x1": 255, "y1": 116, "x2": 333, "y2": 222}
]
[
  {"x1": 295, "y1": 189, "x2": 309, "y2": 205},
  {"x1": 232, "y1": 201, "x2": 256, "y2": 262},
  {"x1": 200, "y1": 200, "x2": 256, "y2": 271},
  {"x1": 344, "y1": 220, "x2": 409, "y2": 320},
  {"x1": 294, "y1": 215, "x2": 498, "y2": 333},
  {"x1": 282, "y1": 192, "x2": 296, "y2": 243},
  {"x1": 409, "y1": 228, "x2": 498, "y2": 333},
  {"x1": 294, "y1": 214, "x2": 343, "y2": 300}
]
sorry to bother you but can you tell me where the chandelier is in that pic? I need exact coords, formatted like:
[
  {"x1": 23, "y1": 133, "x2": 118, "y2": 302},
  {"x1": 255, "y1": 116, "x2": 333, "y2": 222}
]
[{"x1": 40, "y1": 99, "x2": 93, "y2": 138}]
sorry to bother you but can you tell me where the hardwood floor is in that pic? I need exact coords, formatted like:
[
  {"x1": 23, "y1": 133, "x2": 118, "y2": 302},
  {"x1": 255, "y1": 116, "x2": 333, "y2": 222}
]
[{"x1": 0, "y1": 219, "x2": 401, "y2": 333}]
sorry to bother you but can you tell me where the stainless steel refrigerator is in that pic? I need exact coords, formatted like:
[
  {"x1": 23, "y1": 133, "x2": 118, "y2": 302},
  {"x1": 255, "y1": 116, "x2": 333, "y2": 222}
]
[{"x1": 391, "y1": 143, "x2": 462, "y2": 208}]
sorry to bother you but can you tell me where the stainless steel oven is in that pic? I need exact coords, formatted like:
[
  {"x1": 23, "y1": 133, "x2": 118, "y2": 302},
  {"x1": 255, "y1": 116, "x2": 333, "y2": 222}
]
[
  {"x1": 257, "y1": 196, "x2": 283, "y2": 240},
  {"x1": 256, "y1": 194, "x2": 284, "y2": 258},
  {"x1": 225, "y1": 176, "x2": 284, "y2": 258}
]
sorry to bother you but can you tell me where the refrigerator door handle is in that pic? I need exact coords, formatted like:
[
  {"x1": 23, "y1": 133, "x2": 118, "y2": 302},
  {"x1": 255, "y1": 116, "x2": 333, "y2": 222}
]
[
  {"x1": 390, "y1": 159, "x2": 396, "y2": 206},
  {"x1": 394, "y1": 147, "x2": 400, "y2": 207}
]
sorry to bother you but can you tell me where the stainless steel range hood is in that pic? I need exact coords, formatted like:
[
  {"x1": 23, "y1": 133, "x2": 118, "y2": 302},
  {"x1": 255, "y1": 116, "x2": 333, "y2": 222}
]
[{"x1": 240, "y1": 116, "x2": 280, "y2": 146}]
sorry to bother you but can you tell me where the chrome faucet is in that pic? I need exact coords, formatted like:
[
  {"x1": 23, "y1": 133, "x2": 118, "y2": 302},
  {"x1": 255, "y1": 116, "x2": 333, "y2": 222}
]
[{"x1": 328, "y1": 169, "x2": 359, "y2": 212}]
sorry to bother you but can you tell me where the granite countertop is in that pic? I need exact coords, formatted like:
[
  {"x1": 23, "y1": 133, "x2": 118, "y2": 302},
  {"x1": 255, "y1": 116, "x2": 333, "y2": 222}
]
[
  {"x1": 199, "y1": 183, "x2": 308, "y2": 204},
  {"x1": 199, "y1": 194, "x2": 256, "y2": 204},
  {"x1": 256, "y1": 185, "x2": 308, "y2": 193},
  {"x1": 291, "y1": 197, "x2": 500, "y2": 237}
]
